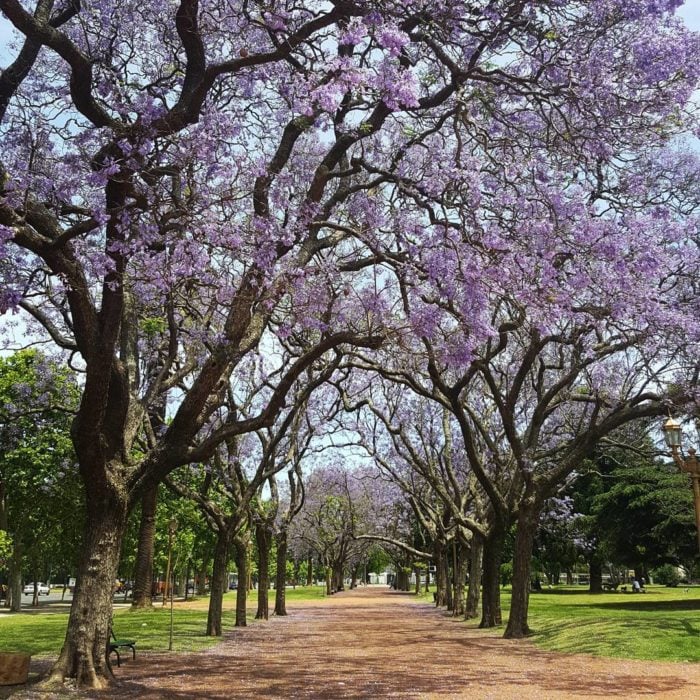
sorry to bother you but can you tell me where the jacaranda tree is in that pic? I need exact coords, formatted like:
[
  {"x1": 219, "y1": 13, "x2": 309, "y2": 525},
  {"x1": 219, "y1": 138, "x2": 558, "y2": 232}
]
[{"x1": 0, "y1": 0, "x2": 698, "y2": 686}]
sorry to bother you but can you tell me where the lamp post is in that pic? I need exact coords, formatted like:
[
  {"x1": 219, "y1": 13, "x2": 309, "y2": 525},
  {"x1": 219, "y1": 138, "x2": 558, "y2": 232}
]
[{"x1": 662, "y1": 417, "x2": 700, "y2": 554}]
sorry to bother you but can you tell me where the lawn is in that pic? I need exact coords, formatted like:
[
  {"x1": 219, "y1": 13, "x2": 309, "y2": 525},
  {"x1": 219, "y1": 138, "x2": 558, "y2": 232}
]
[
  {"x1": 415, "y1": 584, "x2": 700, "y2": 663},
  {"x1": 0, "y1": 585, "x2": 329, "y2": 658},
  {"x1": 524, "y1": 585, "x2": 700, "y2": 662},
  {"x1": 3, "y1": 584, "x2": 699, "y2": 664}
]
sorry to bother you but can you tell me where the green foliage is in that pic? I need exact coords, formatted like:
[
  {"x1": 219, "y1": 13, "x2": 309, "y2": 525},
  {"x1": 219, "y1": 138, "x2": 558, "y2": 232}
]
[
  {"x1": 0, "y1": 530, "x2": 11, "y2": 567},
  {"x1": 592, "y1": 460, "x2": 696, "y2": 568},
  {"x1": 500, "y1": 561, "x2": 513, "y2": 587},
  {"x1": 366, "y1": 545, "x2": 392, "y2": 574},
  {"x1": 568, "y1": 430, "x2": 698, "y2": 574},
  {"x1": 0, "y1": 350, "x2": 82, "y2": 582},
  {"x1": 651, "y1": 564, "x2": 682, "y2": 587}
]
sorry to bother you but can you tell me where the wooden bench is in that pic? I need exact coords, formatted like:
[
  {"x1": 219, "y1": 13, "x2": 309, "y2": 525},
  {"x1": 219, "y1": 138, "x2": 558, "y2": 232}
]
[{"x1": 108, "y1": 629, "x2": 136, "y2": 667}]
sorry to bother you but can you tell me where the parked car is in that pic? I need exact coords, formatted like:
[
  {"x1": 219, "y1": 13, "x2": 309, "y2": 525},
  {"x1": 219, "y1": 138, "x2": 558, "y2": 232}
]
[{"x1": 23, "y1": 582, "x2": 50, "y2": 595}]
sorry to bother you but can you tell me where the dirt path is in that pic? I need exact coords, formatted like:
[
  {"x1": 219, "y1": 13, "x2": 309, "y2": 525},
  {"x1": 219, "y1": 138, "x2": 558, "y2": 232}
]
[{"x1": 55, "y1": 586, "x2": 695, "y2": 699}]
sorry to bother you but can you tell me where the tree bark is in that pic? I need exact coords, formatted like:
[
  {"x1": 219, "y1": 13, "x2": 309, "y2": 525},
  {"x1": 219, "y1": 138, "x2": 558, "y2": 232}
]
[
  {"x1": 274, "y1": 529, "x2": 288, "y2": 616},
  {"x1": 333, "y1": 563, "x2": 344, "y2": 592},
  {"x1": 8, "y1": 539, "x2": 22, "y2": 612},
  {"x1": 434, "y1": 544, "x2": 447, "y2": 607},
  {"x1": 206, "y1": 527, "x2": 231, "y2": 636},
  {"x1": 453, "y1": 543, "x2": 468, "y2": 617},
  {"x1": 465, "y1": 536, "x2": 482, "y2": 620},
  {"x1": 351, "y1": 563, "x2": 360, "y2": 590},
  {"x1": 589, "y1": 557, "x2": 603, "y2": 593},
  {"x1": 234, "y1": 537, "x2": 249, "y2": 627},
  {"x1": 306, "y1": 555, "x2": 313, "y2": 586},
  {"x1": 443, "y1": 553, "x2": 453, "y2": 611},
  {"x1": 131, "y1": 484, "x2": 158, "y2": 608},
  {"x1": 46, "y1": 492, "x2": 128, "y2": 688},
  {"x1": 505, "y1": 499, "x2": 540, "y2": 639},
  {"x1": 196, "y1": 556, "x2": 209, "y2": 596},
  {"x1": 255, "y1": 522, "x2": 271, "y2": 620},
  {"x1": 325, "y1": 566, "x2": 332, "y2": 595},
  {"x1": 480, "y1": 527, "x2": 505, "y2": 628}
]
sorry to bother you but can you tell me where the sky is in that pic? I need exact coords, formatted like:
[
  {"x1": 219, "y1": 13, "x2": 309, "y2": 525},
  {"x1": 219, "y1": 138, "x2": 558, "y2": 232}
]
[
  {"x1": 679, "y1": 1, "x2": 700, "y2": 28},
  {"x1": 0, "y1": 2, "x2": 699, "y2": 58}
]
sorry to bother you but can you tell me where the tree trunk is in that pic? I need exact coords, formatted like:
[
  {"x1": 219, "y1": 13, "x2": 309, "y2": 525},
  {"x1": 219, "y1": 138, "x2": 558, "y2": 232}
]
[
  {"x1": 234, "y1": 537, "x2": 248, "y2": 627},
  {"x1": 351, "y1": 563, "x2": 360, "y2": 590},
  {"x1": 255, "y1": 523, "x2": 271, "y2": 620},
  {"x1": 453, "y1": 543, "x2": 468, "y2": 617},
  {"x1": 8, "y1": 539, "x2": 22, "y2": 612},
  {"x1": 424, "y1": 567, "x2": 430, "y2": 594},
  {"x1": 197, "y1": 558, "x2": 209, "y2": 596},
  {"x1": 434, "y1": 544, "x2": 447, "y2": 607},
  {"x1": 465, "y1": 537, "x2": 482, "y2": 620},
  {"x1": 480, "y1": 528, "x2": 505, "y2": 628},
  {"x1": 505, "y1": 500, "x2": 540, "y2": 639},
  {"x1": 274, "y1": 530, "x2": 288, "y2": 616},
  {"x1": 206, "y1": 527, "x2": 231, "y2": 636},
  {"x1": 306, "y1": 555, "x2": 313, "y2": 586},
  {"x1": 131, "y1": 484, "x2": 158, "y2": 609},
  {"x1": 333, "y1": 564, "x2": 344, "y2": 592},
  {"x1": 325, "y1": 567, "x2": 332, "y2": 595},
  {"x1": 589, "y1": 558, "x2": 603, "y2": 593},
  {"x1": 443, "y1": 554, "x2": 453, "y2": 611},
  {"x1": 46, "y1": 493, "x2": 128, "y2": 688},
  {"x1": 414, "y1": 566, "x2": 420, "y2": 595}
]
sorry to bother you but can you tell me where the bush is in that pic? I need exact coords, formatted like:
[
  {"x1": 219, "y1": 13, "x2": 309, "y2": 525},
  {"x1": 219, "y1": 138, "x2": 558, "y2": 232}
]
[
  {"x1": 500, "y1": 562, "x2": 513, "y2": 587},
  {"x1": 651, "y1": 564, "x2": 681, "y2": 587}
]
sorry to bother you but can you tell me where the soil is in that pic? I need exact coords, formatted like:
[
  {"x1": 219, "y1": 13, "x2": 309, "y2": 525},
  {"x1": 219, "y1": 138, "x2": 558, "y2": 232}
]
[{"x1": 6, "y1": 586, "x2": 700, "y2": 699}]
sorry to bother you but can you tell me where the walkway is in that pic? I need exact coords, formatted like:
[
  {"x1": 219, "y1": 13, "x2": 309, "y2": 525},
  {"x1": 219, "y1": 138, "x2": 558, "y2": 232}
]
[{"x1": 93, "y1": 586, "x2": 700, "y2": 699}]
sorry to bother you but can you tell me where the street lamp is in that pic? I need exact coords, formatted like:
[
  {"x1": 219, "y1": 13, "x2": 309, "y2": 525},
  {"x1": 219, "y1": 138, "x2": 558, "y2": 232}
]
[{"x1": 662, "y1": 417, "x2": 700, "y2": 553}]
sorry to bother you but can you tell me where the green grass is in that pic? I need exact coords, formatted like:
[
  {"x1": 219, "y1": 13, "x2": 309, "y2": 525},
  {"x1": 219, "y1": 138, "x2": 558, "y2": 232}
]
[
  {"x1": 5, "y1": 583, "x2": 697, "y2": 664},
  {"x1": 414, "y1": 583, "x2": 700, "y2": 662},
  {"x1": 523, "y1": 585, "x2": 700, "y2": 662},
  {"x1": 0, "y1": 585, "x2": 327, "y2": 658},
  {"x1": 0, "y1": 607, "x2": 221, "y2": 658},
  {"x1": 267, "y1": 584, "x2": 328, "y2": 602}
]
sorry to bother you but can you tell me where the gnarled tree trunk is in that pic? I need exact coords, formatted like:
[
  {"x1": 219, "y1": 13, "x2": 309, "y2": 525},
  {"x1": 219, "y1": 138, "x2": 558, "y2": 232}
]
[
  {"x1": 255, "y1": 522, "x2": 271, "y2": 620},
  {"x1": 434, "y1": 544, "x2": 447, "y2": 607},
  {"x1": 46, "y1": 489, "x2": 128, "y2": 688},
  {"x1": 480, "y1": 526, "x2": 505, "y2": 628},
  {"x1": 452, "y1": 543, "x2": 468, "y2": 617},
  {"x1": 206, "y1": 527, "x2": 232, "y2": 636},
  {"x1": 443, "y1": 554, "x2": 453, "y2": 611},
  {"x1": 234, "y1": 536, "x2": 249, "y2": 627},
  {"x1": 465, "y1": 536, "x2": 482, "y2": 620},
  {"x1": 8, "y1": 539, "x2": 22, "y2": 612},
  {"x1": 589, "y1": 557, "x2": 603, "y2": 593},
  {"x1": 131, "y1": 484, "x2": 158, "y2": 609},
  {"x1": 505, "y1": 498, "x2": 541, "y2": 639},
  {"x1": 274, "y1": 529, "x2": 288, "y2": 616}
]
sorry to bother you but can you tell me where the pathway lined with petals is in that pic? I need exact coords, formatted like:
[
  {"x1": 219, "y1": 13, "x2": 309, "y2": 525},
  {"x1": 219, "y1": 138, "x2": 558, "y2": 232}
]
[{"x1": 87, "y1": 587, "x2": 700, "y2": 698}]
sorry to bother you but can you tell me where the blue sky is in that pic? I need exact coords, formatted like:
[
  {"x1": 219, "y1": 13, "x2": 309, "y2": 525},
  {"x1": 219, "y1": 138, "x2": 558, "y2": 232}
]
[{"x1": 679, "y1": 1, "x2": 700, "y2": 28}]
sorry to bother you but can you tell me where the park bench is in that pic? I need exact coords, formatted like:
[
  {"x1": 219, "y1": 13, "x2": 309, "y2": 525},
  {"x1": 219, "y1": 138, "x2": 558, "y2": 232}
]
[
  {"x1": 108, "y1": 629, "x2": 136, "y2": 667},
  {"x1": 602, "y1": 582, "x2": 619, "y2": 591}
]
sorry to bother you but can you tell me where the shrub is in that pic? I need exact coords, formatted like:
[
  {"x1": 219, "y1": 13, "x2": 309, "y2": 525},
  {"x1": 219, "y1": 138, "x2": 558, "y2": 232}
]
[{"x1": 651, "y1": 564, "x2": 681, "y2": 587}]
